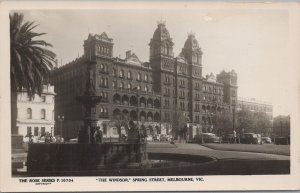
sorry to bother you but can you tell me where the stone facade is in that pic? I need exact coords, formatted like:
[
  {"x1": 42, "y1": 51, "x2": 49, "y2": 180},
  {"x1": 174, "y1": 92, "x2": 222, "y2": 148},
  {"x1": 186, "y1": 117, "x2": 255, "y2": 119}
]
[
  {"x1": 51, "y1": 22, "x2": 238, "y2": 140},
  {"x1": 237, "y1": 97, "x2": 273, "y2": 120},
  {"x1": 17, "y1": 84, "x2": 55, "y2": 142}
]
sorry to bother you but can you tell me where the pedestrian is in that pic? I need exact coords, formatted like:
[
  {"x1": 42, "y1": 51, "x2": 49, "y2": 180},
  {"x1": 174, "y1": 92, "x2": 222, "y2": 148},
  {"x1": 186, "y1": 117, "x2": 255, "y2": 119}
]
[
  {"x1": 233, "y1": 130, "x2": 237, "y2": 144},
  {"x1": 94, "y1": 127, "x2": 103, "y2": 143}
]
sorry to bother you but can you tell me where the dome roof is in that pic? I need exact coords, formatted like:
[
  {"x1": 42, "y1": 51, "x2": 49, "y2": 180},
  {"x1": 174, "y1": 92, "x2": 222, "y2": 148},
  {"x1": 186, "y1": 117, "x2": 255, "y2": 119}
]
[
  {"x1": 152, "y1": 22, "x2": 171, "y2": 41},
  {"x1": 184, "y1": 33, "x2": 200, "y2": 50}
]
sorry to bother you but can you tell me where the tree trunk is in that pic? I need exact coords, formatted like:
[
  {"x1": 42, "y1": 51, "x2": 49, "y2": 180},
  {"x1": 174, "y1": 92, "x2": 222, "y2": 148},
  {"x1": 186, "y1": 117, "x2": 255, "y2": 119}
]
[{"x1": 11, "y1": 89, "x2": 18, "y2": 134}]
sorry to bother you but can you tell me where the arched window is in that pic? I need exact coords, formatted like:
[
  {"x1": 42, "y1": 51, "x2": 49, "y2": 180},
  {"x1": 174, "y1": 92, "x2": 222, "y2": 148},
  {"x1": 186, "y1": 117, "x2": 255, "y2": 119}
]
[
  {"x1": 41, "y1": 109, "x2": 46, "y2": 120},
  {"x1": 145, "y1": 86, "x2": 148, "y2": 92},
  {"x1": 127, "y1": 71, "x2": 132, "y2": 79},
  {"x1": 119, "y1": 82, "x2": 124, "y2": 88},
  {"x1": 145, "y1": 74, "x2": 148, "y2": 82},
  {"x1": 112, "y1": 81, "x2": 116, "y2": 88},
  {"x1": 119, "y1": 69, "x2": 124, "y2": 78},
  {"x1": 113, "y1": 68, "x2": 117, "y2": 76},
  {"x1": 137, "y1": 73, "x2": 141, "y2": 81},
  {"x1": 27, "y1": 108, "x2": 32, "y2": 119},
  {"x1": 128, "y1": 83, "x2": 132, "y2": 89},
  {"x1": 137, "y1": 85, "x2": 141, "y2": 90}
]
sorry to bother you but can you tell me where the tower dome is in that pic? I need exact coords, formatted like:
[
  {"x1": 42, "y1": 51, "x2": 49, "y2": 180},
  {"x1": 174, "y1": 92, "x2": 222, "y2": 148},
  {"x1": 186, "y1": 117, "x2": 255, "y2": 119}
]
[
  {"x1": 152, "y1": 21, "x2": 171, "y2": 41},
  {"x1": 181, "y1": 33, "x2": 202, "y2": 66},
  {"x1": 184, "y1": 33, "x2": 200, "y2": 51},
  {"x1": 149, "y1": 21, "x2": 174, "y2": 60}
]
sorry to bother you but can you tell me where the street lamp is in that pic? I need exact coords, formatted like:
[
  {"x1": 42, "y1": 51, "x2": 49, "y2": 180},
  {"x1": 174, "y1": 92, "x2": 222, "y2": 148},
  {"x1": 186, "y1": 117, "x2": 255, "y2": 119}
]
[
  {"x1": 132, "y1": 87, "x2": 140, "y2": 128},
  {"x1": 57, "y1": 115, "x2": 64, "y2": 137},
  {"x1": 232, "y1": 101, "x2": 236, "y2": 143}
]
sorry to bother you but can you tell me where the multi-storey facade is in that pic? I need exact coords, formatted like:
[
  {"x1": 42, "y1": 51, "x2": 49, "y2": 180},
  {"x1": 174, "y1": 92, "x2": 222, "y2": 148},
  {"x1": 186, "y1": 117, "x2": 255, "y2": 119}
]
[
  {"x1": 51, "y1": 22, "x2": 238, "y2": 140},
  {"x1": 237, "y1": 97, "x2": 273, "y2": 120},
  {"x1": 16, "y1": 84, "x2": 55, "y2": 142}
]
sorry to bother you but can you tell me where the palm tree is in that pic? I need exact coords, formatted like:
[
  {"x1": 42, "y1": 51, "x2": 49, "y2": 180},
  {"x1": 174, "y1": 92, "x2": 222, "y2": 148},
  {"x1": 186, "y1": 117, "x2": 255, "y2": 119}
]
[{"x1": 10, "y1": 12, "x2": 56, "y2": 134}]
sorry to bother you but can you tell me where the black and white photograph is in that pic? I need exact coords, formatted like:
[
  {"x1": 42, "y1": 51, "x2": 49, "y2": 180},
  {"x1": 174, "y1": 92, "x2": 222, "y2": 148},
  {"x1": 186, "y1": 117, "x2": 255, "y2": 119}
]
[{"x1": 1, "y1": 1, "x2": 300, "y2": 192}]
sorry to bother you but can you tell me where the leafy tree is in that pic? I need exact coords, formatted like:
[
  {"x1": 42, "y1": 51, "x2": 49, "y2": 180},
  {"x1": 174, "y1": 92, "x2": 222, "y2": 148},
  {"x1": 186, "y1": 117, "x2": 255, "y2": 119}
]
[
  {"x1": 236, "y1": 110, "x2": 272, "y2": 136},
  {"x1": 236, "y1": 109, "x2": 254, "y2": 134},
  {"x1": 171, "y1": 111, "x2": 188, "y2": 140},
  {"x1": 214, "y1": 112, "x2": 233, "y2": 136},
  {"x1": 110, "y1": 116, "x2": 130, "y2": 141},
  {"x1": 253, "y1": 112, "x2": 272, "y2": 135},
  {"x1": 10, "y1": 12, "x2": 56, "y2": 134}
]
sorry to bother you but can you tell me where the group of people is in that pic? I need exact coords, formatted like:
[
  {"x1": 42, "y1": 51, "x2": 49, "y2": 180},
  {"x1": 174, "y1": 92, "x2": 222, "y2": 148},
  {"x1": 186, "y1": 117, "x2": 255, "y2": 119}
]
[{"x1": 26, "y1": 132, "x2": 64, "y2": 143}]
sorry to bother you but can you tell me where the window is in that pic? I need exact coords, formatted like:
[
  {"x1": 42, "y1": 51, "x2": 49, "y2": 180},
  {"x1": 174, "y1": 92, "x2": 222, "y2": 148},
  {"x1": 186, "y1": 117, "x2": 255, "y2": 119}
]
[
  {"x1": 104, "y1": 78, "x2": 108, "y2": 87},
  {"x1": 119, "y1": 69, "x2": 124, "y2": 78},
  {"x1": 119, "y1": 82, "x2": 124, "y2": 89},
  {"x1": 41, "y1": 96, "x2": 46, "y2": 102},
  {"x1": 137, "y1": 73, "x2": 141, "y2": 81},
  {"x1": 41, "y1": 109, "x2": 46, "y2": 120},
  {"x1": 165, "y1": 99, "x2": 170, "y2": 108},
  {"x1": 165, "y1": 76, "x2": 169, "y2": 83},
  {"x1": 27, "y1": 108, "x2": 32, "y2": 119},
  {"x1": 41, "y1": 127, "x2": 45, "y2": 136},
  {"x1": 113, "y1": 128, "x2": 118, "y2": 135},
  {"x1": 127, "y1": 71, "x2": 132, "y2": 79},
  {"x1": 137, "y1": 85, "x2": 141, "y2": 90},
  {"x1": 145, "y1": 74, "x2": 148, "y2": 82},
  {"x1": 128, "y1": 83, "x2": 132, "y2": 89},
  {"x1": 34, "y1": 127, "x2": 39, "y2": 136},
  {"x1": 113, "y1": 68, "x2": 117, "y2": 76},
  {"x1": 103, "y1": 92, "x2": 108, "y2": 99},
  {"x1": 112, "y1": 81, "x2": 116, "y2": 88},
  {"x1": 145, "y1": 86, "x2": 148, "y2": 92},
  {"x1": 27, "y1": 127, "x2": 32, "y2": 136}
]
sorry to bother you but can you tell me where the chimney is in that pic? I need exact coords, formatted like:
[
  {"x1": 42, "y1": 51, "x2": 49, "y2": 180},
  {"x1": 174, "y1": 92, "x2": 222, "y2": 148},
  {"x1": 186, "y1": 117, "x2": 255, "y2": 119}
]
[{"x1": 126, "y1": 50, "x2": 131, "y2": 59}]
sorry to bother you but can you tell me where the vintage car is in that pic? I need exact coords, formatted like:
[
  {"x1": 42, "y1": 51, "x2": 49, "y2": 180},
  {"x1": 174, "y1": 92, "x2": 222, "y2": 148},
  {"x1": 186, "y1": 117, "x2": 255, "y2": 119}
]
[
  {"x1": 274, "y1": 136, "x2": 290, "y2": 145},
  {"x1": 240, "y1": 133, "x2": 262, "y2": 144},
  {"x1": 262, "y1": 137, "x2": 272, "y2": 144},
  {"x1": 222, "y1": 134, "x2": 234, "y2": 143},
  {"x1": 201, "y1": 133, "x2": 221, "y2": 143}
]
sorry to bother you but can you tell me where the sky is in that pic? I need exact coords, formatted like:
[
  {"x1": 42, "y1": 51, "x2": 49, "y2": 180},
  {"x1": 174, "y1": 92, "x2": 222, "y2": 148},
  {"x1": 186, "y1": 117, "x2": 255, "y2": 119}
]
[{"x1": 19, "y1": 9, "x2": 291, "y2": 116}]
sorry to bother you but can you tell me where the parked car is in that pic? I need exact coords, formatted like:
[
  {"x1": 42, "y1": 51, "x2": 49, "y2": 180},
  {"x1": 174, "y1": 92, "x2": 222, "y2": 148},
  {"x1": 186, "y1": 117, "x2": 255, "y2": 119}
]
[
  {"x1": 222, "y1": 134, "x2": 234, "y2": 143},
  {"x1": 240, "y1": 133, "x2": 262, "y2": 144},
  {"x1": 68, "y1": 138, "x2": 78, "y2": 143},
  {"x1": 160, "y1": 134, "x2": 169, "y2": 142},
  {"x1": 201, "y1": 133, "x2": 221, "y2": 143},
  {"x1": 152, "y1": 134, "x2": 160, "y2": 141},
  {"x1": 262, "y1": 137, "x2": 272, "y2": 144},
  {"x1": 274, "y1": 136, "x2": 290, "y2": 145}
]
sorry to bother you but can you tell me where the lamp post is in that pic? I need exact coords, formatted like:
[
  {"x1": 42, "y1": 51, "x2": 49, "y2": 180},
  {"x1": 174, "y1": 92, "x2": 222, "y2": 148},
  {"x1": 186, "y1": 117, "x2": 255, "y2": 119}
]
[
  {"x1": 132, "y1": 86, "x2": 140, "y2": 128},
  {"x1": 159, "y1": 94, "x2": 162, "y2": 134},
  {"x1": 57, "y1": 115, "x2": 64, "y2": 137},
  {"x1": 232, "y1": 101, "x2": 236, "y2": 143}
]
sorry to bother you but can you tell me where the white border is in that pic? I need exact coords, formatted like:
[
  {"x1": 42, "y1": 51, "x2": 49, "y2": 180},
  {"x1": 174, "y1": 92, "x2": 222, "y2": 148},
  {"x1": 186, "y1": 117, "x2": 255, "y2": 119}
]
[{"x1": 0, "y1": 1, "x2": 299, "y2": 192}]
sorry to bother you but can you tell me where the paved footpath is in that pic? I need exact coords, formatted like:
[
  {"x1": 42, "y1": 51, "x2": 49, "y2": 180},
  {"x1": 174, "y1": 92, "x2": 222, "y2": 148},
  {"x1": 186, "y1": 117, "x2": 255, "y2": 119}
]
[{"x1": 147, "y1": 143, "x2": 289, "y2": 161}]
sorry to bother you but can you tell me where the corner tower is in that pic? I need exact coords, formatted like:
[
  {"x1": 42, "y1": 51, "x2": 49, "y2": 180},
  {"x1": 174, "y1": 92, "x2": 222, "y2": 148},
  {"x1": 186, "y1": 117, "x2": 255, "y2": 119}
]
[
  {"x1": 149, "y1": 21, "x2": 175, "y2": 93},
  {"x1": 181, "y1": 33, "x2": 203, "y2": 78},
  {"x1": 84, "y1": 32, "x2": 114, "y2": 60}
]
